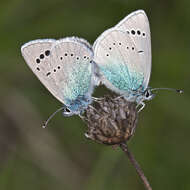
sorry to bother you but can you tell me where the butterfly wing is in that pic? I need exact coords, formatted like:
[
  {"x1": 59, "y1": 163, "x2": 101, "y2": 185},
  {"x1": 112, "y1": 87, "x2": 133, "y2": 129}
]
[
  {"x1": 93, "y1": 29, "x2": 144, "y2": 96},
  {"x1": 115, "y1": 10, "x2": 151, "y2": 89},
  {"x1": 50, "y1": 37, "x2": 94, "y2": 106},
  {"x1": 21, "y1": 38, "x2": 94, "y2": 107}
]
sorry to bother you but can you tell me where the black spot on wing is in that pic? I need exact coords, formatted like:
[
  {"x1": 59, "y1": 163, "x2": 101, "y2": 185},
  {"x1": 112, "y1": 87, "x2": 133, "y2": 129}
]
[
  {"x1": 40, "y1": 54, "x2": 44, "y2": 59},
  {"x1": 36, "y1": 58, "x2": 40, "y2": 63},
  {"x1": 45, "y1": 50, "x2": 50, "y2": 56},
  {"x1": 46, "y1": 72, "x2": 51, "y2": 76}
]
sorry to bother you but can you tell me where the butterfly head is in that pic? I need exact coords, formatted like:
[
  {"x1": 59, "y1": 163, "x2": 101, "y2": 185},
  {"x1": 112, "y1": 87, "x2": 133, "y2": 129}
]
[
  {"x1": 143, "y1": 89, "x2": 156, "y2": 101},
  {"x1": 62, "y1": 104, "x2": 83, "y2": 117},
  {"x1": 62, "y1": 107, "x2": 75, "y2": 117},
  {"x1": 62, "y1": 95, "x2": 91, "y2": 117}
]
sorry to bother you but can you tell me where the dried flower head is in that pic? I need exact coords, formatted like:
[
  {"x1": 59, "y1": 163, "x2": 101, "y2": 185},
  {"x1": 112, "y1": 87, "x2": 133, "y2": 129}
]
[{"x1": 83, "y1": 95, "x2": 138, "y2": 145}]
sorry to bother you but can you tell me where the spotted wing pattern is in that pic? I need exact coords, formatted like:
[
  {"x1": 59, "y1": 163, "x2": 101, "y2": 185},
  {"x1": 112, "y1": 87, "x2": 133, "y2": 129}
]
[
  {"x1": 115, "y1": 10, "x2": 151, "y2": 89},
  {"x1": 93, "y1": 29, "x2": 144, "y2": 96}
]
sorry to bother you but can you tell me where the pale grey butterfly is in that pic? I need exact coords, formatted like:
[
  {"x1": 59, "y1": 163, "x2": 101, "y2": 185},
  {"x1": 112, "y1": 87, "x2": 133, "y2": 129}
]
[
  {"x1": 93, "y1": 10, "x2": 182, "y2": 111},
  {"x1": 21, "y1": 37, "x2": 97, "y2": 127}
]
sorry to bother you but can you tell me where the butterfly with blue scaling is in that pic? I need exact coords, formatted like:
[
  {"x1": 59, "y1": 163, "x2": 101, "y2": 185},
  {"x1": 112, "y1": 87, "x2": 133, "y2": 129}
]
[
  {"x1": 21, "y1": 37, "x2": 98, "y2": 127},
  {"x1": 93, "y1": 10, "x2": 182, "y2": 111}
]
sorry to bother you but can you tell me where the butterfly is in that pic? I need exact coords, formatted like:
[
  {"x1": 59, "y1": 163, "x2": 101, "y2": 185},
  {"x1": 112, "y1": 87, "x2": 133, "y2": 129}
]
[
  {"x1": 93, "y1": 10, "x2": 182, "y2": 111},
  {"x1": 21, "y1": 37, "x2": 96, "y2": 125}
]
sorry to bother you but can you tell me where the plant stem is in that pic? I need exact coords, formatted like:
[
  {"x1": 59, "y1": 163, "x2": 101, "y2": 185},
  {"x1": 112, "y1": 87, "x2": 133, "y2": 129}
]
[{"x1": 120, "y1": 143, "x2": 152, "y2": 190}]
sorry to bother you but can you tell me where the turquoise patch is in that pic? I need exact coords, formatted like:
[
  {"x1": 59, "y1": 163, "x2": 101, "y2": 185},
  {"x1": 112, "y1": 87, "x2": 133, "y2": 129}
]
[
  {"x1": 62, "y1": 61, "x2": 92, "y2": 107},
  {"x1": 100, "y1": 64, "x2": 144, "y2": 92}
]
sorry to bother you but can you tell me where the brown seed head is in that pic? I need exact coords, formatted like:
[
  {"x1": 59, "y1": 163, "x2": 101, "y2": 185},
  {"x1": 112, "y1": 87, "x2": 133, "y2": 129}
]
[{"x1": 83, "y1": 95, "x2": 138, "y2": 145}]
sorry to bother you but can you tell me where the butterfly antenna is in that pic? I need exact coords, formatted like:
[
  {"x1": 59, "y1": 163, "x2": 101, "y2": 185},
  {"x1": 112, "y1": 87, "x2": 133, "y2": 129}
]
[
  {"x1": 151, "y1": 88, "x2": 183, "y2": 94},
  {"x1": 42, "y1": 107, "x2": 65, "y2": 128}
]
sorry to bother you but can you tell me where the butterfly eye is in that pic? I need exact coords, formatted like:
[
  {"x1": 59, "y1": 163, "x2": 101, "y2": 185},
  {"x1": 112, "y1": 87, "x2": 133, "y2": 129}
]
[
  {"x1": 145, "y1": 91, "x2": 149, "y2": 98},
  {"x1": 65, "y1": 108, "x2": 71, "y2": 113}
]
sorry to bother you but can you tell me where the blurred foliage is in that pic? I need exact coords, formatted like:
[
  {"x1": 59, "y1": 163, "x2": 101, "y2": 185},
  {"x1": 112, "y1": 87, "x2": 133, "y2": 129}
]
[{"x1": 0, "y1": 0, "x2": 190, "y2": 190}]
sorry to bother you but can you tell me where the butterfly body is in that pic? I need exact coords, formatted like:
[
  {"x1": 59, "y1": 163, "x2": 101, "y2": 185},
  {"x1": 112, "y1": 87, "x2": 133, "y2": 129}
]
[{"x1": 21, "y1": 37, "x2": 95, "y2": 116}]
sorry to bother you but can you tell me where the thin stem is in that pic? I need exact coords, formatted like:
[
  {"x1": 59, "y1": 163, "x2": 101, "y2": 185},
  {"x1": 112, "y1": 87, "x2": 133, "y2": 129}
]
[{"x1": 120, "y1": 143, "x2": 152, "y2": 190}]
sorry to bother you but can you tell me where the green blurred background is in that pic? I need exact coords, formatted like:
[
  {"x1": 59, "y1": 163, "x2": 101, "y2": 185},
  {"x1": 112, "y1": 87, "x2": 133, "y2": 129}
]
[{"x1": 0, "y1": 0, "x2": 189, "y2": 189}]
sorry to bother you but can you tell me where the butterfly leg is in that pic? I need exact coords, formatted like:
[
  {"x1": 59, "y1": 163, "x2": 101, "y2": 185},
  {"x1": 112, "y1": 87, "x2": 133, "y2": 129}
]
[
  {"x1": 79, "y1": 113, "x2": 87, "y2": 121},
  {"x1": 92, "y1": 97, "x2": 105, "y2": 102},
  {"x1": 136, "y1": 102, "x2": 145, "y2": 112}
]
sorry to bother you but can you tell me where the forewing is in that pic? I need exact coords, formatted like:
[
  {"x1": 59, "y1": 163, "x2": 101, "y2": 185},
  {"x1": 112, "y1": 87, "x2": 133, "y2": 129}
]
[
  {"x1": 116, "y1": 10, "x2": 151, "y2": 89},
  {"x1": 21, "y1": 39, "x2": 62, "y2": 101},
  {"x1": 93, "y1": 29, "x2": 144, "y2": 95}
]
